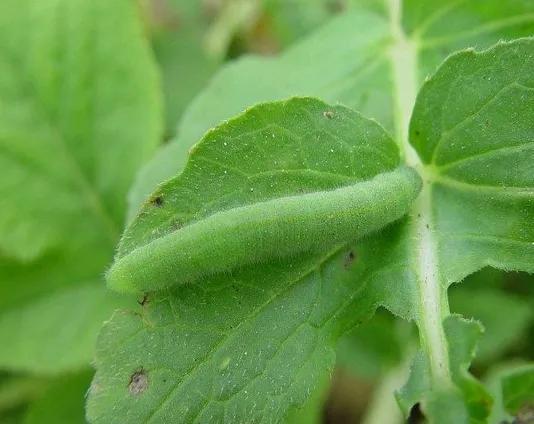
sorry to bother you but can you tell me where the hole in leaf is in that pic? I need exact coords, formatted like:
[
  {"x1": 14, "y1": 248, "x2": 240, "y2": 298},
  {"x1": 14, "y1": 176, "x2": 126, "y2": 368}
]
[
  {"x1": 323, "y1": 111, "x2": 335, "y2": 119},
  {"x1": 408, "y1": 403, "x2": 425, "y2": 424}
]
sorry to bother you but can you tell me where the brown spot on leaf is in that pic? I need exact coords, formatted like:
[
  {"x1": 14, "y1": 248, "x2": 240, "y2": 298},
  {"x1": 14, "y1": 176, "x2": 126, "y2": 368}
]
[
  {"x1": 150, "y1": 195, "x2": 164, "y2": 207},
  {"x1": 128, "y1": 369, "x2": 148, "y2": 395},
  {"x1": 323, "y1": 111, "x2": 335, "y2": 119},
  {"x1": 344, "y1": 250, "x2": 356, "y2": 268},
  {"x1": 138, "y1": 293, "x2": 149, "y2": 306}
]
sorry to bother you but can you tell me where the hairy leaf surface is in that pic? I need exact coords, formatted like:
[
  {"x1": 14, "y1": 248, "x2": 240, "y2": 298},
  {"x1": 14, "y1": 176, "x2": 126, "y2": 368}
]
[{"x1": 88, "y1": 248, "x2": 379, "y2": 423}]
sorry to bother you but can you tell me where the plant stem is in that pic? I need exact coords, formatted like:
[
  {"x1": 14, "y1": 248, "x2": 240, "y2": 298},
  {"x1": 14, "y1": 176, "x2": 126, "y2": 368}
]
[{"x1": 388, "y1": 0, "x2": 452, "y2": 385}]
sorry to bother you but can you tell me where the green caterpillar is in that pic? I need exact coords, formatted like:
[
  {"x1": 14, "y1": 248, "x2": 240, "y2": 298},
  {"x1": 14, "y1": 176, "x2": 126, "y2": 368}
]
[{"x1": 107, "y1": 166, "x2": 421, "y2": 293}]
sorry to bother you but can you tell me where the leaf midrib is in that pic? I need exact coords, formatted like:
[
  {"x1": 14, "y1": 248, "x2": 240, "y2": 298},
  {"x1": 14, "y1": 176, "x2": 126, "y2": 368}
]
[
  {"x1": 388, "y1": 0, "x2": 452, "y2": 384},
  {"x1": 387, "y1": 0, "x2": 533, "y2": 389}
]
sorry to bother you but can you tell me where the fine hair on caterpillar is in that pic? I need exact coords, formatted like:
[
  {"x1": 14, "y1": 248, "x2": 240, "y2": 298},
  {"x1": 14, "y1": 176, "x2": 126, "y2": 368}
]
[{"x1": 107, "y1": 166, "x2": 421, "y2": 293}]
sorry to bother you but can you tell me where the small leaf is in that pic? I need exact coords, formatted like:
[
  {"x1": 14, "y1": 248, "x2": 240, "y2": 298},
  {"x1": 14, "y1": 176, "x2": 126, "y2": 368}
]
[
  {"x1": 397, "y1": 316, "x2": 492, "y2": 424},
  {"x1": 501, "y1": 364, "x2": 534, "y2": 417}
]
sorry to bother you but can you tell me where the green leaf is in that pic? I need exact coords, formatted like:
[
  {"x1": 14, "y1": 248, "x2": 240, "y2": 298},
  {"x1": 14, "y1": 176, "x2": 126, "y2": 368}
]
[
  {"x1": 24, "y1": 371, "x2": 93, "y2": 424},
  {"x1": 87, "y1": 97, "x2": 420, "y2": 421},
  {"x1": 0, "y1": 0, "x2": 162, "y2": 372},
  {"x1": 88, "y1": 247, "x2": 378, "y2": 423},
  {"x1": 0, "y1": 283, "x2": 132, "y2": 373},
  {"x1": 449, "y1": 286, "x2": 532, "y2": 364},
  {"x1": 127, "y1": 0, "x2": 534, "y2": 216},
  {"x1": 410, "y1": 39, "x2": 534, "y2": 277},
  {"x1": 0, "y1": 0, "x2": 161, "y2": 261},
  {"x1": 501, "y1": 364, "x2": 534, "y2": 417},
  {"x1": 141, "y1": 0, "x2": 220, "y2": 137}
]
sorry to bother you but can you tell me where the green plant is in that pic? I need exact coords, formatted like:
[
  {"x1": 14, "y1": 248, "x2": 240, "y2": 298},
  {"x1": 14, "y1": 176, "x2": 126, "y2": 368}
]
[{"x1": 1, "y1": 0, "x2": 533, "y2": 423}]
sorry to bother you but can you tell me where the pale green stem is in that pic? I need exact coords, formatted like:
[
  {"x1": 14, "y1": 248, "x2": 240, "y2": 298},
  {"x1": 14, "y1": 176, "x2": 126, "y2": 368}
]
[
  {"x1": 204, "y1": 0, "x2": 261, "y2": 59},
  {"x1": 387, "y1": 0, "x2": 452, "y2": 384}
]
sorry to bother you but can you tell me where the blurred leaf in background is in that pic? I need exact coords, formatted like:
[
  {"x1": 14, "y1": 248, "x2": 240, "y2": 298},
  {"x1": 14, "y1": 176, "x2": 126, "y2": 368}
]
[
  {"x1": 141, "y1": 0, "x2": 347, "y2": 139},
  {"x1": 0, "y1": 0, "x2": 162, "y2": 420},
  {"x1": 140, "y1": 0, "x2": 220, "y2": 139}
]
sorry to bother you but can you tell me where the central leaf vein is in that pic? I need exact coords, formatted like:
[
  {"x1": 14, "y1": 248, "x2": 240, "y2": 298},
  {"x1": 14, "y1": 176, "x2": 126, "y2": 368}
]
[{"x1": 389, "y1": 0, "x2": 452, "y2": 384}]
